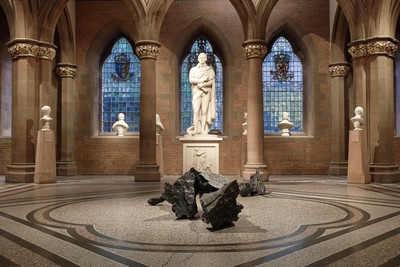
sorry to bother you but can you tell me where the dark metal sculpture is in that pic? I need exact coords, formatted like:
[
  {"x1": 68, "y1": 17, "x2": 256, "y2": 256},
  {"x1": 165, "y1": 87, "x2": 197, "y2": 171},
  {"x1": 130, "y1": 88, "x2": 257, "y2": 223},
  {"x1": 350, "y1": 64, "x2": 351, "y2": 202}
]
[
  {"x1": 238, "y1": 170, "x2": 267, "y2": 197},
  {"x1": 148, "y1": 168, "x2": 243, "y2": 229}
]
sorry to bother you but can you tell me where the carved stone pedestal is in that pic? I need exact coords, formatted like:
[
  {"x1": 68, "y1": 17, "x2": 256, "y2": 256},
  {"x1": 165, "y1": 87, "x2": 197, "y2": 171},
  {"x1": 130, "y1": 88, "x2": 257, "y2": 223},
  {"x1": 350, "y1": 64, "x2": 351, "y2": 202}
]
[
  {"x1": 347, "y1": 130, "x2": 370, "y2": 184},
  {"x1": 180, "y1": 135, "x2": 223, "y2": 174},
  {"x1": 34, "y1": 130, "x2": 56, "y2": 184}
]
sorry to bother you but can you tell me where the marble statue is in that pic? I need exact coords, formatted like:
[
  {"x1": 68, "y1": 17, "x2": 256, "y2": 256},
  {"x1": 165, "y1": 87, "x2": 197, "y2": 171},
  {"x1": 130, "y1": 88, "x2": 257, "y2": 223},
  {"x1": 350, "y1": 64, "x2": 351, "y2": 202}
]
[
  {"x1": 156, "y1": 113, "x2": 164, "y2": 134},
  {"x1": 112, "y1": 113, "x2": 129, "y2": 136},
  {"x1": 186, "y1": 52, "x2": 216, "y2": 136},
  {"x1": 40, "y1": 105, "x2": 52, "y2": 130},
  {"x1": 242, "y1": 112, "x2": 248, "y2": 135},
  {"x1": 351, "y1": 106, "x2": 364, "y2": 130},
  {"x1": 278, "y1": 112, "x2": 293, "y2": 136}
]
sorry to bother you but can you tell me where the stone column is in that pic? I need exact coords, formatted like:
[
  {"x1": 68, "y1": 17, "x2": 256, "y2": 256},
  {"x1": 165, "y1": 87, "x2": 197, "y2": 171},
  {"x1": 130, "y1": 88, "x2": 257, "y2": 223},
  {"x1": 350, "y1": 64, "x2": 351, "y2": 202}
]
[
  {"x1": 38, "y1": 41, "x2": 57, "y2": 109},
  {"x1": 365, "y1": 37, "x2": 400, "y2": 182},
  {"x1": 5, "y1": 39, "x2": 39, "y2": 182},
  {"x1": 56, "y1": 63, "x2": 77, "y2": 176},
  {"x1": 134, "y1": 40, "x2": 161, "y2": 182},
  {"x1": 242, "y1": 40, "x2": 268, "y2": 181},
  {"x1": 329, "y1": 63, "x2": 350, "y2": 176}
]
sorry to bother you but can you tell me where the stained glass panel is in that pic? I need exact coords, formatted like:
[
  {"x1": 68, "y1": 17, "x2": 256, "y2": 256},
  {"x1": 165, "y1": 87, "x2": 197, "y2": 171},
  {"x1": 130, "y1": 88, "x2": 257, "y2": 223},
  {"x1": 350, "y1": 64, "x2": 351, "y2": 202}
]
[
  {"x1": 101, "y1": 37, "x2": 140, "y2": 132},
  {"x1": 263, "y1": 37, "x2": 303, "y2": 133},
  {"x1": 180, "y1": 37, "x2": 223, "y2": 134}
]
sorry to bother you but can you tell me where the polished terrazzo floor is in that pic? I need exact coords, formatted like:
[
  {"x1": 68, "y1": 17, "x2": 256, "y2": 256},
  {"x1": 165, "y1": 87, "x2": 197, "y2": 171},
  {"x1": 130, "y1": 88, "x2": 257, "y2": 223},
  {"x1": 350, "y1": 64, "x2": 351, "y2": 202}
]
[{"x1": 0, "y1": 174, "x2": 399, "y2": 267}]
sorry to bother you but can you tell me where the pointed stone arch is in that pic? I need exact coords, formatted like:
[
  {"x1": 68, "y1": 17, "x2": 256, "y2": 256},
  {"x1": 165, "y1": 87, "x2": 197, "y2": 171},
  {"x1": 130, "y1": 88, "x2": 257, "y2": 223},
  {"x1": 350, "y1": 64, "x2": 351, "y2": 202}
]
[
  {"x1": 265, "y1": 17, "x2": 319, "y2": 136},
  {"x1": 85, "y1": 19, "x2": 138, "y2": 136}
]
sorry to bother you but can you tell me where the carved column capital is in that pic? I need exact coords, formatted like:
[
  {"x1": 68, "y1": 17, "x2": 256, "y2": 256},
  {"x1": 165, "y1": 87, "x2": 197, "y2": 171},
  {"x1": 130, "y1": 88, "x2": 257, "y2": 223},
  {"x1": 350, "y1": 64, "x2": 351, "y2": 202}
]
[
  {"x1": 348, "y1": 41, "x2": 368, "y2": 59},
  {"x1": 348, "y1": 37, "x2": 398, "y2": 59},
  {"x1": 56, "y1": 63, "x2": 78, "y2": 78},
  {"x1": 329, "y1": 63, "x2": 351, "y2": 77},
  {"x1": 7, "y1": 38, "x2": 39, "y2": 59},
  {"x1": 366, "y1": 37, "x2": 398, "y2": 58},
  {"x1": 242, "y1": 39, "x2": 268, "y2": 59},
  {"x1": 135, "y1": 40, "x2": 161, "y2": 60},
  {"x1": 37, "y1": 41, "x2": 57, "y2": 61},
  {"x1": 7, "y1": 39, "x2": 57, "y2": 61}
]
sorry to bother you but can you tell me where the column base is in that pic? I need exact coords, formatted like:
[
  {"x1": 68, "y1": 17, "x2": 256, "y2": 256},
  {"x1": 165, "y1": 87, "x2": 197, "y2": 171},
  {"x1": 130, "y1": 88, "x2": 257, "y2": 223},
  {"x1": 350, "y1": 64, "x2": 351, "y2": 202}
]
[
  {"x1": 57, "y1": 161, "x2": 77, "y2": 176},
  {"x1": 369, "y1": 163, "x2": 400, "y2": 183},
  {"x1": 135, "y1": 164, "x2": 160, "y2": 182},
  {"x1": 5, "y1": 164, "x2": 35, "y2": 183},
  {"x1": 329, "y1": 161, "x2": 348, "y2": 176},
  {"x1": 242, "y1": 164, "x2": 268, "y2": 181}
]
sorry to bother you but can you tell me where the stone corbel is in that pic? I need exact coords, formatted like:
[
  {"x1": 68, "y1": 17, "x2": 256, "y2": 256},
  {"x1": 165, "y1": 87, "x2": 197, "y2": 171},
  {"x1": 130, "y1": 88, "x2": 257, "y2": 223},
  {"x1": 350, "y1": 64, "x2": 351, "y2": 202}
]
[
  {"x1": 329, "y1": 62, "x2": 351, "y2": 77},
  {"x1": 242, "y1": 39, "x2": 268, "y2": 59},
  {"x1": 56, "y1": 63, "x2": 78, "y2": 78},
  {"x1": 135, "y1": 40, "x2": 161, "y2": 60}
]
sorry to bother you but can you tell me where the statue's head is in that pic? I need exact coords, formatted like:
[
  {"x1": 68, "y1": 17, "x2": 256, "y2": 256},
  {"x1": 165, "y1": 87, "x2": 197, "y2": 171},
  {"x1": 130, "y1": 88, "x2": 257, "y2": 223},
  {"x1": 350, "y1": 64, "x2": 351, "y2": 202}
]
[
  {"x1": 41, "y1": 105, "x2": 51, "y2": 116},
  {"x1": 198, "y1": 52, "x2": 207, "y2": 63},
  {"x1": 118, "y1": 113, "x2": 125, "y2": 120},
  {"x1": 354, "y1": 106, "x2": 363, "y2": 116}
]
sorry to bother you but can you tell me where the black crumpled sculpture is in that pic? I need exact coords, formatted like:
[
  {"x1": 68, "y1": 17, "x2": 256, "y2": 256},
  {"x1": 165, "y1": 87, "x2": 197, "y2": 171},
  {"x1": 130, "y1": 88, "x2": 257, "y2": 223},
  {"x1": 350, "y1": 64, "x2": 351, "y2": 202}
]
[
  {"x1": 148, "y1": 168, "x2": 243, "y2": 229},
  {"x1": 238, "y1": 170, "x2": 267, "y2": 197}
]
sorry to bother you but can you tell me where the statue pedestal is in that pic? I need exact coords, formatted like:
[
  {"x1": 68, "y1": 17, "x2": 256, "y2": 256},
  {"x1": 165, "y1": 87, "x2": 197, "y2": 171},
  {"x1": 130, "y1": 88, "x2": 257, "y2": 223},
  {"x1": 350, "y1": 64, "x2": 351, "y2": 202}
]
[
  {"x1": 156, "y1": 133, "x2": 163, "y2": 177},
  {"x1": 34, "y1": 130, "x2": 56, "y2": 184},
  {"x1": 347, "y1": 130, "x2": 370, "y2": 184},
  {"x1": 180, "y1": 135, "x2": 223, "y2": 174}
]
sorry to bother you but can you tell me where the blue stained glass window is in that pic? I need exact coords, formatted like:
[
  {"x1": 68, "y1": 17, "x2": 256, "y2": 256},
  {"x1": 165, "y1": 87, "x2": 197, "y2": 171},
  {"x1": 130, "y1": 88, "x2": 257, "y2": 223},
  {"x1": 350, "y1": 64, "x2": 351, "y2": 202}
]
[
  {"x1": 101, "y1": 37, "x2": 140, "y2": 132},
  {"x1": 263, "y1": 36, "x2": 304, "y2": 133},
  {"x1": 180, "y1": 36, "x2": 223, "y2": 134}
]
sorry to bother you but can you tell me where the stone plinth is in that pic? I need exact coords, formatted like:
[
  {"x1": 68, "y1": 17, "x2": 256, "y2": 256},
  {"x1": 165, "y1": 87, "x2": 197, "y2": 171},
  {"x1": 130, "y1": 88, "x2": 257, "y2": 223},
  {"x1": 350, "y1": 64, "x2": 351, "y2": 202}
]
[
  {"x1": 156, "y1": 134, "x2": 163, "y2": 177},
  {"x1": 34, "y1": 130, "x2": 56, "y2": 184},
  {"x1": 347, "y1": 130, "x2": 370, "y2": 184},
  {"x1": 180, "y1": 135, "x2": 223, "y2": 174}
]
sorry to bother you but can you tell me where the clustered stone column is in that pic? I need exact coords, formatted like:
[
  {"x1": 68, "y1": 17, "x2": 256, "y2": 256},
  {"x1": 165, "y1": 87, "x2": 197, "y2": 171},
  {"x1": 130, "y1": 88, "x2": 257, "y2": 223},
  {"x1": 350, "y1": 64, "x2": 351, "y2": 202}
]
[
  {"x1": 56, "y1": 63, "x2": 78, "y2": 176},
  {"x1": 348, "y1": 37, "x2": 400, "y2": 182},
  {"x1": 242, "y1": 40, "x2": 268, "y2": 181},
  {"x1": 6, "y1": 39, "x2": 56, "y2": 182},
  {"x1": 135, "y1": 40, "x2": 161, "y2": 182},
  {"x1": 329, "y1": 63, "x2": 350, "y2": 176}
]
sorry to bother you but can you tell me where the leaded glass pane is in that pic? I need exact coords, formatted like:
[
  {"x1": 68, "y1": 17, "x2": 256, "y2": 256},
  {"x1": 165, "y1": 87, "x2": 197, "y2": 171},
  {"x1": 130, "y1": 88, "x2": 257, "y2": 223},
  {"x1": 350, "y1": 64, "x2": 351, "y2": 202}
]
[
  {"x1": 263, "y1": 37, "x2": 303, "y2": 133},
  {"x1": 101, "y1": 37, "x2": 140, "y2": 132},
  {"x1": 180, "y1": 36, "x2": 223, "y2": 134}
]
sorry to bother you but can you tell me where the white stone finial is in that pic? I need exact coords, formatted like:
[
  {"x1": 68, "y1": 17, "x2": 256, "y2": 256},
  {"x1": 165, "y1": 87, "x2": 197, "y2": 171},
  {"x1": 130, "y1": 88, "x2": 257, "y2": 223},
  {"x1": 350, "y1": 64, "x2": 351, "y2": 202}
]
[
  {"x1": 351, "y1": 106, "x2": 364, "y2": 130},
  {"x1": 156, "y1": 114, "x2": 164, "y2": 134},
  {"x1": 40, "y1": 105, "x2": 52, "y2": 131},
  {"x1": 278, "y1": 112, "x2": 293, "y2": 136},
  {"x1": 112, "y1": 113, "x2": 129, "y2": 136},
  {"x1": 242, "y1": 112, "x2": 248, "y2": 135}
]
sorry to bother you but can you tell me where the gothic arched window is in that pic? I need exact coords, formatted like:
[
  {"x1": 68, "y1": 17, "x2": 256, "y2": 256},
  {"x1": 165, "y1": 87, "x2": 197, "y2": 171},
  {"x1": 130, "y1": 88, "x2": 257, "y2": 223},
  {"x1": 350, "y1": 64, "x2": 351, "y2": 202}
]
[
  {"x1": 180, "y1": 36, "x2": 223, "y2": 134},
  {"x1": 100, "y1": 37, "x2": 140, "y2": 133},
  {"x1": 262, "y1": 36, "x2": 304, "y2": 133}
]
